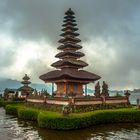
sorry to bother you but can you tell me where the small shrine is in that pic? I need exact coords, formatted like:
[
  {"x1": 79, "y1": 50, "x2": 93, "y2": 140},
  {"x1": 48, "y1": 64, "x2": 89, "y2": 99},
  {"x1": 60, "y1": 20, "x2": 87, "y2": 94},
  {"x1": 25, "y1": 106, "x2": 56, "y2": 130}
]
[
  {"x1": 3, "y1": 88, "x2": 17, "y2": 100},
  {"x1": 18, "y1": 74, "x2": 34, "y2": 97}
]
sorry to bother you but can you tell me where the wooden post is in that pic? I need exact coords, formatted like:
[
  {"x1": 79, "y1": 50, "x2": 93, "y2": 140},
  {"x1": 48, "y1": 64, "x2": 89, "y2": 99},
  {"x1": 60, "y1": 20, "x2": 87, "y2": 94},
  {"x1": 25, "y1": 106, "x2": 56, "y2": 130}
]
[{"x1": 66, "y1": 82, "x2": 68, "y2": 96}]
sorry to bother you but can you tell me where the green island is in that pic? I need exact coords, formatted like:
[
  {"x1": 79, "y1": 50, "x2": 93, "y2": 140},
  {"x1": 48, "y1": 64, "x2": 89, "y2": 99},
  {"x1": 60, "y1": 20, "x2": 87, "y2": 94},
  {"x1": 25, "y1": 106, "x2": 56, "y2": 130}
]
[
  {"x1": 1, "y1": 9, "x2": 139, "y2": 132},
  {"x1": 0, "y1": 100, "x2": 140, "y2": 130}
]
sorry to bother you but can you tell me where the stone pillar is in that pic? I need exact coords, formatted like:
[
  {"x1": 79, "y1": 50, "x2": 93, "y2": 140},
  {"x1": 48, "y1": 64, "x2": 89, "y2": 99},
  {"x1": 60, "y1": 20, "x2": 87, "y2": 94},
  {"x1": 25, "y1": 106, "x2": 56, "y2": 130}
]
[
  {"x1": 52, "y1": 83, "x2": 54, "y2": 94},
  {"x1": 85, "y1": 84, "x2": 87, "y2": 96}
]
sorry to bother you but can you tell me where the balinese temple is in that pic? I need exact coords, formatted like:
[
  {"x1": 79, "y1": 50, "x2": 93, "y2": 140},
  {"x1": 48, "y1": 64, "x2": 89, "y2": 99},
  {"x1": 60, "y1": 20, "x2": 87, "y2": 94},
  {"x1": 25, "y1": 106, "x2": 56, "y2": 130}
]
[
  {"x1": 18, "y1": 74, "x2": 34, "y2": 97},
  {"x1": 40, "y1": 8, "x2": 101, "y2": 97},
  {"x1": 27, "y1": 9, "x2": 130, "y2": 113}
]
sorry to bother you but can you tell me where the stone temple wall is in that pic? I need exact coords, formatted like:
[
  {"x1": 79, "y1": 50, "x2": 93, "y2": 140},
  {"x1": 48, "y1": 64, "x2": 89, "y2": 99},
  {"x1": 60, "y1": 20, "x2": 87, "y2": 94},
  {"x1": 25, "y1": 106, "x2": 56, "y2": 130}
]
[{"x1": 26, "y1": 95, "x2": 130, "y2": 112}]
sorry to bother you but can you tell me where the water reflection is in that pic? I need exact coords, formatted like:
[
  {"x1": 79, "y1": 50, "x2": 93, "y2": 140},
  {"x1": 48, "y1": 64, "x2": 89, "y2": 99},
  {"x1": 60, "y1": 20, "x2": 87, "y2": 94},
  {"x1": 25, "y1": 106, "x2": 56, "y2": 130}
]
[
  {"x1": 1, "y1": 107, "x2": 140, "y2": 140},
  {"x1": 37, "y1": 123, "x2": 140, "y2": 140},
  {"x1": 129, "y1": 92, "x2": 140, "y2": 105},
  {"x1": 0, "y1": 108, "x2": 41, "y2": 140}
]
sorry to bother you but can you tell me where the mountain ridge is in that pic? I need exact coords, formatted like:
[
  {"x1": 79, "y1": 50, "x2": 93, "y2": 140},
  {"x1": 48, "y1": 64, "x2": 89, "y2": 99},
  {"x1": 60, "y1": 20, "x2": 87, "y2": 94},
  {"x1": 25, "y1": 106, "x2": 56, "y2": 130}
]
[{"x1": 0, "y1": 78, "x2": 51, "y2": 92}]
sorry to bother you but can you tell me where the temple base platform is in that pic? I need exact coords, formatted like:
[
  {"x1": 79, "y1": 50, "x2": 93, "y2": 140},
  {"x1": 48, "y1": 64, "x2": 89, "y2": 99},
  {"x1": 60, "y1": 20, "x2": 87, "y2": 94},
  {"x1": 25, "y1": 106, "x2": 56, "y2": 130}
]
[{"x1": 26, "y1": 95, "x2": 130, "y2": 113}]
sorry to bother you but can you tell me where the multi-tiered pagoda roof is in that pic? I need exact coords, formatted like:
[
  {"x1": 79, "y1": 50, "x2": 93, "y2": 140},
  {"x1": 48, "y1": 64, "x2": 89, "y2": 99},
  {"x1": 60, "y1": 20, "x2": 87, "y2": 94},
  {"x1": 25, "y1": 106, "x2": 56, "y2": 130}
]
[
  {"x1": 18, "y1": 74, "x2": 34, "y2": 94},
  {"x1": 40, "y1": 8, "x2": 101, "y2": 83}
]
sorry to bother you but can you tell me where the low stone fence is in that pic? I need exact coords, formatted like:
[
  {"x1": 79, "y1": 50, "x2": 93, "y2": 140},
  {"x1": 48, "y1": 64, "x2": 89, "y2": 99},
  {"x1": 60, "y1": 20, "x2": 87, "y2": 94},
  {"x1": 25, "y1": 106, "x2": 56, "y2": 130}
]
[
  {"x1": 105, "y1": 96, "x2": 128, "y2": 104},
  {"x1": 27, "y1": 95, "x2": 129, "y2": 106},
  {"x1": 26, "y1": 95, "x2": 130, "y2": 113}
]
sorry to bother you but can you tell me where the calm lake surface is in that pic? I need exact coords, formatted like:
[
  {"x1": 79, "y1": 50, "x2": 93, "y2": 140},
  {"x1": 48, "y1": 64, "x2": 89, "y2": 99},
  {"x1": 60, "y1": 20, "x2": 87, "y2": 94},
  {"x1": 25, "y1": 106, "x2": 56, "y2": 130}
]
[{"x1": 0, "y1": 92, "x2": 140, "y2": 140}]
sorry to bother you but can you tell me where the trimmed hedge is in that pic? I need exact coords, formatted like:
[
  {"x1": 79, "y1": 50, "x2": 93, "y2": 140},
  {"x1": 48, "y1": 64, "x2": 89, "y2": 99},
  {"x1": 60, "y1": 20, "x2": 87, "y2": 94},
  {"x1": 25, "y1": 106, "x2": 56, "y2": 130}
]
[
  {"x1": 38, "y1": 109, "x2": 140, "y2": 130},
  {"x1": 5, "y1": 105, "x2": 39, "y2": 121},
  {"x1": 18, "y1": 108, "x2": 39, "y2": 121},
  {"x1": 5, "y1": 105, "x2": 21, "y2": 115},
  {"x1": 5, "y1": 104, "x2": 140, "y2": 130},
  {"x1": 0, "y1": 100, "x2": 24, "y2": 107}
]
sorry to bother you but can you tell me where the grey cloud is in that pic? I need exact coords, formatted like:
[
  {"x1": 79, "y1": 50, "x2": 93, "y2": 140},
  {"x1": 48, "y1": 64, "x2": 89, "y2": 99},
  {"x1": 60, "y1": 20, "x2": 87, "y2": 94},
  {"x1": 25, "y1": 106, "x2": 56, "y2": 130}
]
[
  {"x1": 0, "y1": 37, "x2": 17, "y2": 70},
  {"x1": 25, "y1": 58, "x2": 53, "y2": 81},
  {"x1": 0, "y1": 0, "x2": 140, "y2": 89},
  {"x1": 0, "y1": 49, "x2": 15, "y2": 68},
  {"x1": 1, "y1": 0, "x2": 139, "y2": 42}
]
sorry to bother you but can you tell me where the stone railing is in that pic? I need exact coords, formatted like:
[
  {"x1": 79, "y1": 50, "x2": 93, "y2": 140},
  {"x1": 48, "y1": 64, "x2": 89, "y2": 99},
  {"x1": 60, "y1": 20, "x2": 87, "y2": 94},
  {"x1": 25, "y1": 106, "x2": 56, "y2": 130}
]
[
  {"x1": 27, "y1": 95, "x2": 129, "y2": 106},
  {"x1": 105, "y1": 96, "x2": 128, "y2": 104}
]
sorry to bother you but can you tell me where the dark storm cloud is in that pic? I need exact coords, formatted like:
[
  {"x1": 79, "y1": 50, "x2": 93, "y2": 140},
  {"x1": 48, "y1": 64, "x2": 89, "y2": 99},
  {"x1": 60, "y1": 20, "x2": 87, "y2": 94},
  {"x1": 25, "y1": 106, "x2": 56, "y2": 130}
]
[
  {"x1": 0, "y1": 0, "x2": 140, "y2": 89},
  {"x1": 1, "y1": 0, "x2": 139, "y2": 43}
]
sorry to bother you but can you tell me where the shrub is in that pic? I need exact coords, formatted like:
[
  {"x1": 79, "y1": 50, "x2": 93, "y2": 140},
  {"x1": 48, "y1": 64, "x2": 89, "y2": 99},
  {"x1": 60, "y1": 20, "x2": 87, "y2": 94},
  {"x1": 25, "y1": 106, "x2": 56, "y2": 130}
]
[
  {"x1": 0, "y1": 101, "x2": 4, "y2": 107},
  {"x1": 18, "y1": 108, "x2": 39, "y2": 121},
  {"x1": 4, "y1": 104, "x2": 140, "y2": 130},
  {"x1": 5, "y1": 105, "x2": 21, "y2": 115},
  {"x1": 0, "y1": 100, "x2": 24, "y2": 107},
  {"x1": 38, "y1": 108, "x2": 140, "y2": 130}
]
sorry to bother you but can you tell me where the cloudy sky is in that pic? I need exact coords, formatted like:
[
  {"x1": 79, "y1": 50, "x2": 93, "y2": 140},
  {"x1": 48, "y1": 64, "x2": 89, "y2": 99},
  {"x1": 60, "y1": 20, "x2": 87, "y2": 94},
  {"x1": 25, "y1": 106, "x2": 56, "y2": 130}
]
[{"x1": 0, "y1": 0, "x2": 140, "y2": 90}]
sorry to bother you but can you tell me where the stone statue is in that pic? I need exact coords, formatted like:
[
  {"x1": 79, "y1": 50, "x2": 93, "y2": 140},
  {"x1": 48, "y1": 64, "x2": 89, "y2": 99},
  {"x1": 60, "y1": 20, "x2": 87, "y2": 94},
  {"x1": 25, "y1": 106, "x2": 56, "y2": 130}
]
[
  {"x1": 101, "y1": 81, "x2": 109, "y2": 97},
  {"x1": 95, "y1": 81, "x2": 100, "y2": 97},
  {"x1": 124, "y1": 90, "x2": 130, "y2": 97},
  {"x1": 34, "y1": 89, "x2": 38, "y2": 96},
  {"x1": 124, "y1": 90, "x2": 130, "y2": 104}
]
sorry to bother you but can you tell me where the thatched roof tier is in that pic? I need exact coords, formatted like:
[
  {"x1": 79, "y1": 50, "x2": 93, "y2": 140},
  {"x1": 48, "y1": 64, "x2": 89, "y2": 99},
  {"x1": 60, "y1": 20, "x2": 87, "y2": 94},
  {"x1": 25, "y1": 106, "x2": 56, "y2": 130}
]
[
  {"x1": 57, "y1": 44, "x2": 82, "y2": 50},
  {"x1": 58, "y1": 37, "x2": 81, "y2": 44},
  {"x1": 63, "y1": 19, "x2": 76, "y2": 22},
  {"x1": 62, "y1": 22, "x2": 77, "y2": 27},
  {"x1": 64, "y1": 15, "x2": 75, "y2": 19},
  {"x1": 21, "y1": 81, "x2": 31, "y2": 85},
  {"x1": 51, "y1": 59, "x2": 88, "y2": 69},
  {"x1": 60, "y1": 31, "x2": 79, "y2": 37},
  {"x1": 40, "y1": 69, "x2": 101, "y2": 83},
  {"x1": 61, "y1": 26, "x2": 78, "y2": 31},
  {"x1": 55, "y1": 51, "x2": 84, "y2": 59},
  {"x1": 18, "y1": 86, "x2": 34, "y2": 91}
]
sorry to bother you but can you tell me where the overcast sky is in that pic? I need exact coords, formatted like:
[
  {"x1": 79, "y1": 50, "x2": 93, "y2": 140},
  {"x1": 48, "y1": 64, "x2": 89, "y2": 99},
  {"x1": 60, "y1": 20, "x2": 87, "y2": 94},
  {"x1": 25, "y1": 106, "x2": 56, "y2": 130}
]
[{"x1": 0, "y1": 0, "x2": 140, "y2": 90}]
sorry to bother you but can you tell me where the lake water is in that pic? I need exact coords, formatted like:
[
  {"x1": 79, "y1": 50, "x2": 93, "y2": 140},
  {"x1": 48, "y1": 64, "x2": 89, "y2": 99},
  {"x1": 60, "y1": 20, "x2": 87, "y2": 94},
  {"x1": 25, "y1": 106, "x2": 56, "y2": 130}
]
[
  {"x1": 109, "y1": 92, "x2": 140, "y2": 105},
  {"x1": 0, "y1": 92, "x2": 140, "y2": 140},
  {"x1": 129, "y1": 92, "x2": 140, "y2": 105}
]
